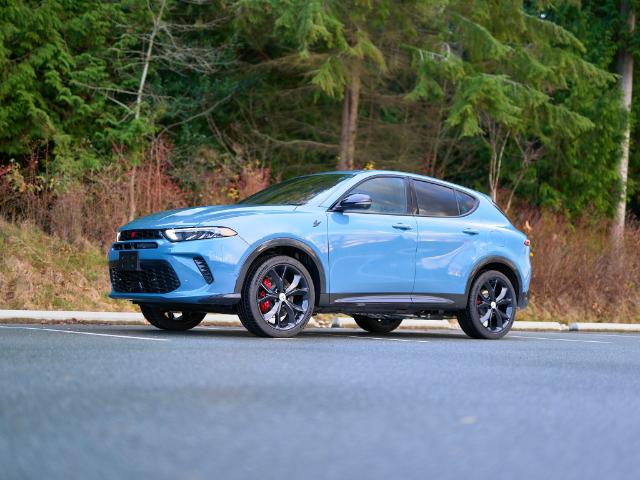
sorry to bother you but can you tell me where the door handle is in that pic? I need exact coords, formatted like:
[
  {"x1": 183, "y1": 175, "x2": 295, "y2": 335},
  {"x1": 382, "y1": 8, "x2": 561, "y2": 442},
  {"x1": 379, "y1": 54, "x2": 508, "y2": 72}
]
[
  {"x1": 463, "y1": 228, "x2": 480, "y2": 235},
  {"x1": 392, "y1": 223, "x2": 413, "y2": 231}
]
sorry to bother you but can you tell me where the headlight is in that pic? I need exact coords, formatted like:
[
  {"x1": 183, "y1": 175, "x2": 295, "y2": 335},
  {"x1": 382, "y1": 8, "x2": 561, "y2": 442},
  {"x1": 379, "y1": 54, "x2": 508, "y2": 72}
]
[
  {"x1": 116, "y1": 231, "x2": 121, "y2": 242},
  {"x1": 162, "y1": 226, "x2": 237, "y2": 242}
]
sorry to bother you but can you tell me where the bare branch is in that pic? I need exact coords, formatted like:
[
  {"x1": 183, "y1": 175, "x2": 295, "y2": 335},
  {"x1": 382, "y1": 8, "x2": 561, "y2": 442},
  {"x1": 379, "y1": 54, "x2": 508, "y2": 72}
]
[
  {"x1": 135, "y1": 0, "x2": 168, "y2": 120},
  {"x1": 251, "y1": 130, "x2": 338, "y2": 151},
  {"x1": 159, "y1": 93, "x2": 235, "y2": 135}
]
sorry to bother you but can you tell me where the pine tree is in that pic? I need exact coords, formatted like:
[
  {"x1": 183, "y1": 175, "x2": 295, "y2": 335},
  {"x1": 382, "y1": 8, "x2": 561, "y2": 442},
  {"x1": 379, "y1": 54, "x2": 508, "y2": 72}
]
[
  {"x1": 409, "y1": 0, "x2": 613, "y2": 203},
  {"x1": 237, "y1": 0, "x2": 444, "y2": 170},
  {"x1": 0, "y1": 0, "x2": 122, "y2": 174}
]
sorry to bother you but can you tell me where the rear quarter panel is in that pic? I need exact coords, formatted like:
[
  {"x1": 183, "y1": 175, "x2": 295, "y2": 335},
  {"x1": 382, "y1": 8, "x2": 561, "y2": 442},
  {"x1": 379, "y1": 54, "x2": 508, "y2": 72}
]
[{"x1": 472, "y1": 200, "x2": 531, "y2": 294}]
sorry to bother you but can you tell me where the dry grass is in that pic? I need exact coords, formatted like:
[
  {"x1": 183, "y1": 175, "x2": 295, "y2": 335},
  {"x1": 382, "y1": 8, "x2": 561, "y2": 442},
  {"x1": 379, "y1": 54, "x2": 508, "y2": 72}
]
[
  {"x1": 2, "y1": 210, "x2": 639, "y2": 321},
  {"x1": 0, "y1": 218, "x2": 133, "y2": 311},
  {"x1": 513, "y1": 210, "x2": 640, "y2": 323},
  {"x1": 1, "y1": 148, "x2": 639, "y2": 321}
]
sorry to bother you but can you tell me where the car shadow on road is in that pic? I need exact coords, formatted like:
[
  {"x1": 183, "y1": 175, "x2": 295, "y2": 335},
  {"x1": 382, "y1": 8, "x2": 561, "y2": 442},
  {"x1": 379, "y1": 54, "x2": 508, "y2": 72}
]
[{"x1": 103, "y1": 326, "x2": 472, "y2": 341}]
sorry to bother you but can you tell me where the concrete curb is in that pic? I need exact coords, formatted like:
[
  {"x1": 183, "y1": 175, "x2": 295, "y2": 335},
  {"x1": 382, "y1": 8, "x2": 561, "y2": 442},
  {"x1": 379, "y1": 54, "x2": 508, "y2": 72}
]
[
  {"x1": 1, "y1": 310, "x2": 639, "y2": 333},
  {"x1": 511, "y1": 321, "x2": 567, "y2": 332},
  {"x1": 568, "y1": 322, "x2": 640, "y2": 333}
]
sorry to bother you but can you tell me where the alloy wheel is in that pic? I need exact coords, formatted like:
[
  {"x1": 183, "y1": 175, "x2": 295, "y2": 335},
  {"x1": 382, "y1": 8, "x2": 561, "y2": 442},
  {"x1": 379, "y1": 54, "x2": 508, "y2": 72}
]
[
  {"x1": 256, "y1": 264, "x2": 310, "y2": 330},
  {"x1": 475, "y1": 277, "x2": 514, "y2": 333}
]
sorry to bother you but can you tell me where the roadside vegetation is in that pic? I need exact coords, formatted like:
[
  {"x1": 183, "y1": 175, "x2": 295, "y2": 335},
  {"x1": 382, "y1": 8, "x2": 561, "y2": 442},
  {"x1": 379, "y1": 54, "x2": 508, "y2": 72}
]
[
  {"x1": 0, "y1": 219, "x2": 132, "y2": 311},
  {"x1": 1, "y1": 213, "x2": 638, "y2": 323},
  {"x1": 512, "y1": 209, "x2": 640, "y2": 323},
  {"x1": 1, "y1": 0, "x2": 639, "y2": 322}
]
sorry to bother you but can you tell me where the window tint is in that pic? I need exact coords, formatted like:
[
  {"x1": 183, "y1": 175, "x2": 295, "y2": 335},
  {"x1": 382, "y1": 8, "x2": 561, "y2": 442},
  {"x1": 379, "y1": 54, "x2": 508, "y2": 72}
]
[
  {"x1": 414, "y1": 180, "x2": 459, "y2": 217},
  {"x1": 348, "y1": 177, "x2": 407, "y2": 214},
  {"x1": 239, "y1": 173, "x2": 353, "y2": 205},
  {"x1": 456, "y1": 191, "x2": 477, "y2": 215}
]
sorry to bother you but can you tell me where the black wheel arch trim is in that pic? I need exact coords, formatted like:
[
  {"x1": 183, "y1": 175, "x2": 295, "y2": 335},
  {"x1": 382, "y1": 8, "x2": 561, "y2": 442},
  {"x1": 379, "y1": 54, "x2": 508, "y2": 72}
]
[
  {"x1": 465, "y1": 256, "x2": 524, "y2": 305},
  {"x1": 234, "y1": 238, "x2": 327, "y2": 295}
]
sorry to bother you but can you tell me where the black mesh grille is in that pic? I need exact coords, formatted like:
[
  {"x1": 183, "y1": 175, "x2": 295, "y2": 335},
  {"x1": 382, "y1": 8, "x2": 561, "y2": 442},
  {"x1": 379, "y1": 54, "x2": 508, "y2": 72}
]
[
  {"x1": 118, "y1": 229, "x2": 162, "y2": 241},
  {"x1": 109, "y1": 260, "x2": 180, "y2": 293},
  {"x1": 113, "y1": 242, "x2": 158, "y2": 250}
]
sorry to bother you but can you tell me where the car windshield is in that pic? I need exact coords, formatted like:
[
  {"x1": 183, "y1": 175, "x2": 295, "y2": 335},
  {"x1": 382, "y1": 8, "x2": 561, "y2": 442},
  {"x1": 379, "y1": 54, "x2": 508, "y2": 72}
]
[{"x1": 238, "y1": 173, "x2": 354, "y2": 206}]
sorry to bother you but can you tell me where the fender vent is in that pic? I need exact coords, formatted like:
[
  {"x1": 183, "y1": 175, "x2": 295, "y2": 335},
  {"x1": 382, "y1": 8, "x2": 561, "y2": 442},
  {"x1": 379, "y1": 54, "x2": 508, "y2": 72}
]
[{"x1": 193, "y1": 256, "x2": 213, "y2": 284}]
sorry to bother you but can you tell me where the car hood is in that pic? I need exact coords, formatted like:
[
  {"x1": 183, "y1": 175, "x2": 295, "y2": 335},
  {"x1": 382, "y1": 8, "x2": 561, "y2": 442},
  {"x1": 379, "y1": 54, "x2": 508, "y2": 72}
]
[{"x1": 120, "y1": 205, "x2": 298, "y2": 230}]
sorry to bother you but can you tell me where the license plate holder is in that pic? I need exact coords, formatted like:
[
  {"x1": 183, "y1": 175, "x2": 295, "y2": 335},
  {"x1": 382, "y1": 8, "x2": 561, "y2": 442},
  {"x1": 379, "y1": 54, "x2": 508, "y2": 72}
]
[{"x1": 119, "y1": 251, "x2": 140, "y2": 271}]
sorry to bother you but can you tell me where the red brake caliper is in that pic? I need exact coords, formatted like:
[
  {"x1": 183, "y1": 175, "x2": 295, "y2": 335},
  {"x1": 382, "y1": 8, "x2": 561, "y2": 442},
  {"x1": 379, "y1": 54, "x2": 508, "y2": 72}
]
[{"x1": 259, "y1": 277, "x2": 273, "y2": 314}]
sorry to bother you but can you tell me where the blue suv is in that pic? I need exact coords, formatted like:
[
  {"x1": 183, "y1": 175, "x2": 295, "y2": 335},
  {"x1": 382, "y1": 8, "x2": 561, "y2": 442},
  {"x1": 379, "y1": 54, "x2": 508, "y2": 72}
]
[{"x1": 109, "y1": 171, "x2": 531, "y2": 339}]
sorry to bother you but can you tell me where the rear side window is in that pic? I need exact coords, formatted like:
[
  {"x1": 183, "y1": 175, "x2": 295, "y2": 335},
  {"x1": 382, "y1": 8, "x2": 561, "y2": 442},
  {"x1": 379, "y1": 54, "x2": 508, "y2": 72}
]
[
  {"x1": 348, "y1": 177, "x2": 407, "y2": 214},
  {"x1": 456, "y1": 191, "x2": 477, "y2": 215},
  {"x1": 413, "y1": 180, "x2": 459, "y2": 217}
]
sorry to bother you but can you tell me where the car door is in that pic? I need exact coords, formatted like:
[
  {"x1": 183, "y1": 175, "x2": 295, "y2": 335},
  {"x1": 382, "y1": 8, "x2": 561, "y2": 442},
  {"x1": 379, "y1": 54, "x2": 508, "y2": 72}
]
[
  {"x1": 327, "y1": 176, "x2": 417, "y2": 300},
  {"x1": 411, "y1": 179, "x2": 483, "y2": 303}
]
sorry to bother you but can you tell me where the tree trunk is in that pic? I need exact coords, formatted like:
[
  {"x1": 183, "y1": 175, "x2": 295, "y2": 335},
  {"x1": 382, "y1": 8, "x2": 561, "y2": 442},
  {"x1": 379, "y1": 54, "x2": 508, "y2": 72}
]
[
  {"x1": 489, "y1": 147, "x2": 498, "y2": 203},
  {"x1": 337, "y1": 62, "x2": 361, "y2": 170},
  {"x1": 128, "y1": 0, "x2": 167, "y2": 221},
  {"x1": 487, "y1": 124, "x2": 509, "y2": 204},
  {"x1": 128, "y1": 166, "x2": 137, "y2": 222},
  {"x1": 611, "y1": 0, "x2": 635, "y2": 249}
]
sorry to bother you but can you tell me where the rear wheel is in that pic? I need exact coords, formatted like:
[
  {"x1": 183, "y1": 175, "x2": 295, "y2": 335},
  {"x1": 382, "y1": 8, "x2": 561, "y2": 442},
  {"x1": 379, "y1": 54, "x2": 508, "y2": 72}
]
[
  {"x1": 457, "y1": 270, "x2": 517, "y2": 339},
  {"x1": 140, "y1": 304, "x2": 206, "y2": 331},
  {"x1": 237, "y1": 255, "x2": 315, "y2": 338},
  {"x1": 352, "y1": 315, "x2": 402, "y2": 334}
]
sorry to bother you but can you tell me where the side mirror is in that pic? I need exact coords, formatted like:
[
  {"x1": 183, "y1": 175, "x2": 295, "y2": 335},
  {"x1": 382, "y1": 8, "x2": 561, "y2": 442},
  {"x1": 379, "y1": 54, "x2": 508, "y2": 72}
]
[{"x1": 335, "y1": 193, "x2": 372, "y2": 211}]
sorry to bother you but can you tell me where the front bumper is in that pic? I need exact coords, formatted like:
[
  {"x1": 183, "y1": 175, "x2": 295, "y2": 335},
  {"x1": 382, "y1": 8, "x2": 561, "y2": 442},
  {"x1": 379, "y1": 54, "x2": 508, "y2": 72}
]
[{"x1": 108, "y1": 235, "x2": 249, "y2": 305}]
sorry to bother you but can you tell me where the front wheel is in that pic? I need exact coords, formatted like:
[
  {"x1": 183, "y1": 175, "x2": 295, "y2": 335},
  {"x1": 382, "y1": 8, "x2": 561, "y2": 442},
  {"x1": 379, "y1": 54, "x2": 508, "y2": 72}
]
[
  {"x1": 353, "y1": 315, "x2": 403, "y2": 334},
  {"x1": 237, "y1": 255, "x2": 315, "y2": 338},
  {"x1": 140, "y1": 304, "x2": 206, "y2": 331},
  {"x1": 457, "y1": 270, "x2": 517, "y2": 339}
]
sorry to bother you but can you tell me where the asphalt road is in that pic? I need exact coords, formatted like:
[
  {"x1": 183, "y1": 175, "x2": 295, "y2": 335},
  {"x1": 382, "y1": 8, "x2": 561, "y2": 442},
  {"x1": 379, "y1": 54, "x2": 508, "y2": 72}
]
[{"x1": 1, "y1": 324, "x2": 640, "y2": 480}]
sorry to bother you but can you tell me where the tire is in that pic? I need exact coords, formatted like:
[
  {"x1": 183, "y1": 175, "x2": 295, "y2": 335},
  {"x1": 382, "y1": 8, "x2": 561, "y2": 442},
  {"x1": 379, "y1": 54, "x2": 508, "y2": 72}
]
[
  {"x1": 140, "y1": 304, "x2": 206, "y2": 331},
  {"x1": 237, "y1": 255, "x2": 315, "y2": 338},
  {"x1": 457, "y1": 270, "x2": 517, "y2": 339},
  {"x1": 352, "y1": 315, "x2": 402, "y2": 334}
]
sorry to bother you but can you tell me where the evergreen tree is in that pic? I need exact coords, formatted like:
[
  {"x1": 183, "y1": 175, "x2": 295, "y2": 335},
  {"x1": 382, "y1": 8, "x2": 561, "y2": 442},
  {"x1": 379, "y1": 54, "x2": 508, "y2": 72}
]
[
  {"x1": 410, "y1": 0, "x2": 613, "y2": 203},
  {"x1": 0, "y1": 0, "x2": 122, "y2": 174},
  {"x1": 237, "y1": 0, "x2": 443, "y2": 170}
]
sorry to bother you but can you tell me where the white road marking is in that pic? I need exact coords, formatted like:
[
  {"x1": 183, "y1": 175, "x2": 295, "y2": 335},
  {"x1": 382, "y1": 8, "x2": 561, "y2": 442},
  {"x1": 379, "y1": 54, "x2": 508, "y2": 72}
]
[
  {"x1": 571, "y1": 333, "x2": 640, "y2": 339},
  {"x1": 0, "y1": 325, "x2": 168, "y2": 342},
  {"x1": 319, "y1": 333, "x2": 430, "y2": 343},
  {"x1": 510, "y1": 334, "x2": 611, "y2": 344}
]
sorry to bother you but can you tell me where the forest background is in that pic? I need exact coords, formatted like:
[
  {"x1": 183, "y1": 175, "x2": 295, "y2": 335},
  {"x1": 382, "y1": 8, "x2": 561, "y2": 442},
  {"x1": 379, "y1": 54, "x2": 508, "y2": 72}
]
[{"x1": 1, "y1": 0, "x2": 639, "y2": 322}]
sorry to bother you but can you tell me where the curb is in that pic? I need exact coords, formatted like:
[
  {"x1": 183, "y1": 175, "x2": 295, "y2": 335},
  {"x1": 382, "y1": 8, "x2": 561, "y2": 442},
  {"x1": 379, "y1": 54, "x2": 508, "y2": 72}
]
[
  {"x1": 568, "y1": 322, "x2": 640, "y2": 333},
  {"x1": 1, "y1": 310, "x2": 639, "y2": 333},
  {"x1": 511, "y1": 321, "x2": 567, "y2": 332}
]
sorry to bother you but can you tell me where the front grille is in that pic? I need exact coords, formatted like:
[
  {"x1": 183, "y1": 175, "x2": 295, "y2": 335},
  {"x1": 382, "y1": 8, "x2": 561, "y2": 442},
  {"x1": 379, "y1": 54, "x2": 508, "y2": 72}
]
[
  {"x1": 118, "y1": 229, "x2": 162, "y2": 241},
  {"x1": 109, "y1": 260, "x2": 180, "y2": 293},
  {"x1": 113, "y1": 242, "x2": 158, "y2": 250}
]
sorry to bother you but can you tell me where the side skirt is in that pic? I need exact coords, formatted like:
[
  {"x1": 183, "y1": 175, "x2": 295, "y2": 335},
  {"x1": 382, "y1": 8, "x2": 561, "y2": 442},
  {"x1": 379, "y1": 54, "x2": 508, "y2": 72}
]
[{"x1": 315, "y1": 292, "x2": 466, "y2": 315}]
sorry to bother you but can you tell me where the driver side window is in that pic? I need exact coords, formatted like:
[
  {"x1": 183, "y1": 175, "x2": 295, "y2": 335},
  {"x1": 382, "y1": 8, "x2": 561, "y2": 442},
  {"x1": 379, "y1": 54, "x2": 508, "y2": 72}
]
[{"x1": 347, "y1": 177, "x2": 407, "y2": 214}]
